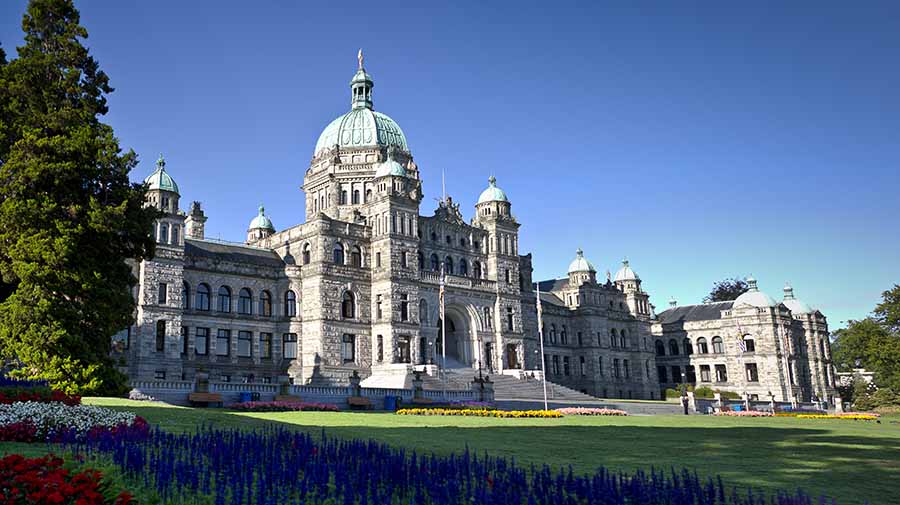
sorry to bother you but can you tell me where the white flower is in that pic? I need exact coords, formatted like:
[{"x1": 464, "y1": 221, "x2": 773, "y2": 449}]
[{"x1": 0, "y1": 401, "x2": 138, "y2": 436}]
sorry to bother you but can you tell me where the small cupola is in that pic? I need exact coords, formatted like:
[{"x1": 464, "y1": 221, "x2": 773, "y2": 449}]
[
  {"x1": 247, "y1": 204, "x2": 275, "y2": 243},
  {"x1": 350, "y1": 49, "x2": 374, "y2": 110}
]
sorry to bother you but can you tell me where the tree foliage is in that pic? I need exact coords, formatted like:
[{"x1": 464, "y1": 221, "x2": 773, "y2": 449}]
[
  {"x1": 874, "y1": 284, "x2": 900, "y2": 334},
  {"x1": 0, "y1": 0, "x2": 158, "y2": 395},
  {"x1": 703, "y1": 278, "x2": 749, "y2": 303}
]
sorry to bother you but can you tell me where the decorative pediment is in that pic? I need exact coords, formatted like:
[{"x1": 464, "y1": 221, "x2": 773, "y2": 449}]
[{"x1": 433, "y1": 196, "x2": 466, "y2": 226}]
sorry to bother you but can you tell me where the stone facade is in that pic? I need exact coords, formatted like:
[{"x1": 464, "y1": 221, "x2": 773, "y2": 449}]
[{"x1": 114, "y1": 57, "x2": 836, "y2": 403}]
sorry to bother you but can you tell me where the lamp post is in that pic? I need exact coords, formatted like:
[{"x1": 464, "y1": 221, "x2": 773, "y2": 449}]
[{"x1": 680, "y1": 382, "x2": 689, "y2": 415}]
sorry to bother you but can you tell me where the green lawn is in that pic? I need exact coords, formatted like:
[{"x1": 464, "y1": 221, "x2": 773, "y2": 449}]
[{"x1": 3, "y1": 398, "x2": 899, "y2": 504}]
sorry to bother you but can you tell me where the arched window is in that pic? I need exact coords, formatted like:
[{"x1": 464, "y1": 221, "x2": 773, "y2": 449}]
[
  {"x1": 668, "y1": 339, "x2": 680, "y2": 356},
  {"x1": 284, "y1": 290, "x2": 297, "y2": 317},
  {"x1": 341, "y1": 291, "x2": 355, "y2": 319},
  {"x1": 430, "y1": 231, "x2": 437, "y2": 242},
  {"x1": 712, "y1": 336, "x2": 724, "y2": 354},
  {"x1": 182, "y1": 282, "x2": 191, "y2": 310},
  {"x1": 444, "y1": 256, "x2": 454, "y2": 275},
  {"x1": 217, "y1": 286, "x2": 232, "y2": 313},
  {"x1": 459, "y1": 259, "x2": 468, "y2": 277},
  {"x1": 419, "y1": 299, "x2": 428, "y2": 325},
  {"x1": 620, "y1": 329, "x2": 627, "y2": 348},
  {"x1": 655, "y1": 339, "x2": 665, "y2": 356},
  {"x1": 366, "y1": 189, "x2": 372, "y2": 202},
  {"x1": 196, "y1": 283, "x2": 210, "y2": 311},
  {"x1": 302, "y1": 243, "x2": 311, "y2": 265},
  {"x1": 430, "y1": 254, "x2": 440, "y2": 271},
  {"x1": 352, "y1": 189, "x2": 360, "y2": 204},
  {"x1": 238, "y1": 288, "x2": 252, "y2": 315},
  {"x1": 333, "y1": 243, "x2": 345, "y2": 264},
  {"x1": 351, "y1": 246, "x2": 362, "y2": 267},
  {"x1": 610, "y1": 328, "x2": 618, "y2": 347},
  {"x1": 744, "y1": 336, "x2": 755, "y2": 353},
  {"x1": 159, "y1": 223, "x2": 168, "y2": 244},
  {"x1": 697, "y1": 337, "x2": 709, "y2": 354},
  {"x1": 473, "y1": 262, "x2": 482, "y2": 279},
  {"x1": 417, "y1": 252, "x2": 424, "y2": 270},
  {"x1": 259, "y1": 290, "x2": 272, "y2": 317},
  {"x1": 550, "y1": 324, "x2": 557, "y2": 344},
  {"x1": 683, "y1": 338, "x2": 693, "y2": 355},
  {"x1": 560, "y1": 325, "x2": 568, "y2": 344}
]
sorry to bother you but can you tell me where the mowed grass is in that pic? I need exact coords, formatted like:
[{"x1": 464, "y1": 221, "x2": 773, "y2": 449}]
[{"x1": 2, "y1": 398, "x2": 899, "y2": 504}]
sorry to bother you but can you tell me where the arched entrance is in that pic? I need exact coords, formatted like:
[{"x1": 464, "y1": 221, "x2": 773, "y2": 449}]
[{"x1": 435, "y1": 305, "x2": 475, "y2": 367}]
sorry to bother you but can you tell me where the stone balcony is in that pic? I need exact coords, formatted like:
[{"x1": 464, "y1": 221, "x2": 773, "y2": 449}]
[{"x1": 419, "y1": 269, "x2": 498, "y2": 293}]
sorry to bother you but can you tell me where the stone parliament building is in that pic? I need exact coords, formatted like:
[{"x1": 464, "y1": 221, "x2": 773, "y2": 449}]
[{"x1": 116, "y1": 54, "x2": 837, "y2": 405}]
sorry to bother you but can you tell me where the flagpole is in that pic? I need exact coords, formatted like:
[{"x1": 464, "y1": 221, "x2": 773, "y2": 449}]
[
  {"x1": 440, "y1": 263, "x2": 447, "y2": 399},
  {"x1": 536, "y1": 285, "x2": 548, "y2": 411}
]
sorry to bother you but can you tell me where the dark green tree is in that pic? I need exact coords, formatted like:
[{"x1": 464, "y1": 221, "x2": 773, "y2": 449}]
[
  {"x1": 831, "y1": 318, "x2": 900, "y2": 394},
  {"x1": 874, "y1": 284, "x2": 900, "y2": 334},
  {"x1": 703, "y1": 277, "x2": 749, "y2": 303},
  {"x1": 0, "y1": 0, "x2": 158, "y2": 394}
]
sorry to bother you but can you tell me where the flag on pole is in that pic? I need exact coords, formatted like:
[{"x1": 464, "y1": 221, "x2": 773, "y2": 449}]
[
  {"x1": 439, "y1": 263, "x2": 445, "y2": 322},
  {"x1": 736, "y1": 321, "x2": 746, "y2": 352},
  {"x1": 536, "y1": 283, "x2": 549, "y2": 411}
]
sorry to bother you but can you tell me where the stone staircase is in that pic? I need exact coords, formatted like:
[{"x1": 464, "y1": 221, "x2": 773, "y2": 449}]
[{"x1": 420, "y1": 361, "x2": 599, "y2": 403}]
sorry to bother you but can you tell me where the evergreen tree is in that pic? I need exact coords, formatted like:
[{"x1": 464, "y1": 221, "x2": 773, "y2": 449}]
[
  {"x1": 703, "y1": 277, "x2": 749, "y2": 303},
  {"x1": 0, "y1": 0, "x2": 158, "y2": 394}
]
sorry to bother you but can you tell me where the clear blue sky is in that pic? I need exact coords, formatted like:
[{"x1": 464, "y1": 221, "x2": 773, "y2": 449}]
[{"x1": 2, "y1": 1, "x2": 898, "y2": 328}]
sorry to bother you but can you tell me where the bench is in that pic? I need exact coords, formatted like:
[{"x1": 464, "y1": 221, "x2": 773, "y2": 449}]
[
  {"x1": 347, "y1": 396, "x2": 372, "y2": 410},
  {"x1": 188, "y1": 392, "x2": 223, "y2": 407}
]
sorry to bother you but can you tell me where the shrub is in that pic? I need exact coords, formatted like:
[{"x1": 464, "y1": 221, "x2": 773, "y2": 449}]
[
  {"x1": 555, "y1": 407, "x2": 628, "y2": 416},
  {"x1": 693, "y1": 386, "x2": 715, "y2": 398},
  {"x1": 0, "y1": 401, "x2": 147, "y2": 442},
  {"x1": 227, "y1": 401, "x2": 339, "y2": 412},
  {"x1": 396, "y1": 408, "x2": 562, "y2": 418},
  {"x1": 0, "y1": 454, "x2": 134, "y2": 504},
  {"x1": 127, "y1": 389, "x2": 158, "y2": 402}
]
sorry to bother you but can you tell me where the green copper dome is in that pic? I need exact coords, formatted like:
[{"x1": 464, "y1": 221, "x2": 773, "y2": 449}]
[
  {"x1": 374, "y1": 151, "x2": 407, "y2": 178},
  {"x1": 477, "y1": 176, "x2": 508, "y2": 204},
  {"x1": 144, "y1": 155, "x2": 179, "y2": 195},
  {"x1": 248, "y1": 205, "x2": 275, "y2": 231},
  {"x1": 313, "y1": 51, "x2": 408, "y2": 158},
  {"x1": 567, "y1": 248, "x2": 596, "y2": 274}
]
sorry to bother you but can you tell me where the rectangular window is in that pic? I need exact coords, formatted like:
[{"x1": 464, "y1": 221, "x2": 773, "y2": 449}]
[
  {"x1": 577, "y1": 332, "x2": 583, "y2": 346},
  {"x1": 657, "y1": 365, "x2": 667, "y2": 383},
  {"x1": 671, "y1": 366, "x2": 681, "y2": 383},
  {"x1": 614, "y1": 359, "x2": 621, "y2": 378},
  {"x1": 376, "y1": 252, "x2": 382, "y2": 268},
  {"x1": 685, "y1": 365, "x2": 696, "y2": 383},
  {"x1": 745, "y1": 339, "x2": 756, "y2": 352},
  {"x1": 342, "y1": 334, "x2": 355, "y2": 363},
  {"x1": 700, "y1": 365, "x2": 711, "y2": 382},
  {"x1": 563, "y1": 356, "x2": 570, "y2": 376},
  {"x1": 598, "y1": 357, "x2": 604, "y2": 376},
  {"x1": 237, "y1": 331, "x2": 252, "y2": 357},
  {"x1": 181, "y1": 326, "x2": 188, "y2": 355},
  {"x1": 745, "y1": 363, "x2": 759, "y2": 382},
  {"x1": 401, "y1": 251, "x2": 408, "y2": 268},
  {"x1": 220, "y1": 375, "x2": 231, "y2": 383},
  {"x1": 195, "y1": 328, "x2": 209, "y2": 355},
  {"x1": 552, "y1": 355, "x2": 560, "y2": 375},
  {"x1": 155, "y1": 320, "x2": 166, "y2": 352},
  {"x1": 715, "y1": 364, "x2": 728, "y2": 383},
  {"x1": 260, "y1": 333, "x2": 272, "y2": 359},
  {"x1": 377, "y1": 335, "x2": 384, "y2": 362},
  {"x1": 580, "y1": 356, "x2": 586, "y2": 376},
  {"x1": 216, "y1": 329, "x2": 230, "y2": 357},
  {"x1": 623, "y1": 359, "x2": 630, "y2": 379},
  {"x1": 282, "y1": 333, "x2": 297, "y2": 359},
  {"x1": 400, "y1": 294, "x2": 409, "y2": 322},
  {"x1": 376, "y1": 294, "x2": 383, "y2": 320},
  {"x1": 158, "y1": 283, "x2": 167, "y2": 304}
]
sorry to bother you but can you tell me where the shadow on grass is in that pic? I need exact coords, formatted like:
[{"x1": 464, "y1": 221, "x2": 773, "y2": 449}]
[{"x1": 10, "y1": 402, "x2": 900, "y2": 505}]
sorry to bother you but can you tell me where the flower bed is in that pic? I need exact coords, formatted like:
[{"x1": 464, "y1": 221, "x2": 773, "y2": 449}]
[
  {"x1": 796, "y1": 413, "x2": 879, "y2": 421},
  {"x1": 64, "y1": 425, "x2": 830, "y2": 504},
  {"x1": 0, "y1": 385, "x2": 81, "y2": 405},
  {"x1": 713, "y1": 410, "x2": 773, "y2": 417},
  {"x1": 555, "y1": 407, "x2": 628, "y2": 416},
  {"x1": 0, "y1": 401, "x2": 148, "y2": 442},
  {"x1": 227, "y1": 400, "x2": 339, "y2": 412},
  {"x1": 396, "y1": 407, "x2": 561, "y2": 418},
  {"x1": 0, "y1": 454, "x2": 134, "y2": 504}
]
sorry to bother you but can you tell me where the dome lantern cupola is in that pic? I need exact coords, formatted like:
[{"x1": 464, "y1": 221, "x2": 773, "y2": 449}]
[
  {"x1": 247, "y1": 204, "x2": 275, "y2": 244},
  {"x1": 144, "y1": 154, "x2": 179, "y2": 195},
  {"x1": 567, "y1": 248, "x2": 597, "y2": 286},
  {"x1": 733, "y1": 275, "x2": 778, "y2": 308},
  {"x1": 351, "y1": 49, "x2": 374, "y2": 110},
  {"x1": 782, "y1": 283, "x2": 814, "y2": 314},
  {"x1": 614, "y1": 258, "x2": 640, "y2": 282},
  {"x1": 477, "y1": 176, "x2": 509, "y2": 204}
]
